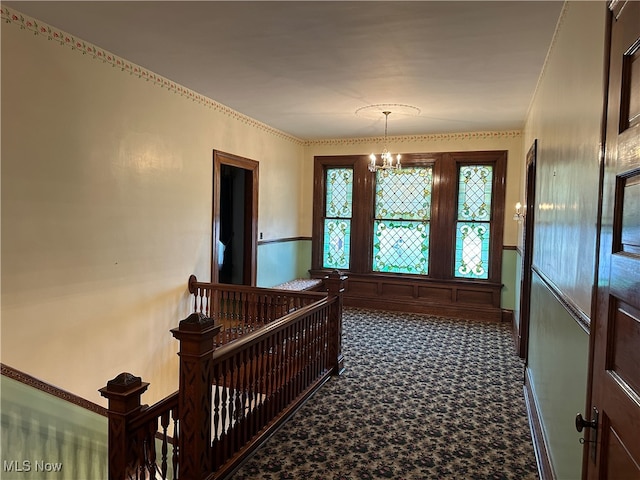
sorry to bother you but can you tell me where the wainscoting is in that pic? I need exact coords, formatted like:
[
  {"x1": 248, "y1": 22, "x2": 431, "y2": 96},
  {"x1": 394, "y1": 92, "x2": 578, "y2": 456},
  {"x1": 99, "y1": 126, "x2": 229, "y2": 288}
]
[{"x1": 311, "y1": 270, "x2": 502, "y2": 321}]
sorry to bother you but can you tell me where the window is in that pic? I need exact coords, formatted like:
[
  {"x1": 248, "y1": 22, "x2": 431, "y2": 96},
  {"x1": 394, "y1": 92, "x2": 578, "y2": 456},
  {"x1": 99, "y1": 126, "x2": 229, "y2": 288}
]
[
  {"x1": 455, "y1": 165, "x2": 493, "y2": 279},
  {"x1": 322, "y1": 168, "x2": 353, "y2": 269},
  {"x1": 312, "y1": 151, "x2": 506, "y2": 284},
  {"x1": 372, "y1": 167, "x2": 432, "y2": 274}
]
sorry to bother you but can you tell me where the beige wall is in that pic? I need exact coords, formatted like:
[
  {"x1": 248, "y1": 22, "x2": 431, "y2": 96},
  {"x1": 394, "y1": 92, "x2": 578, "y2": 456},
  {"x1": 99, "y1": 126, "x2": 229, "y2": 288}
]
[{"x1": 1, "y1": 11, "x2": 304, "y2": 406}]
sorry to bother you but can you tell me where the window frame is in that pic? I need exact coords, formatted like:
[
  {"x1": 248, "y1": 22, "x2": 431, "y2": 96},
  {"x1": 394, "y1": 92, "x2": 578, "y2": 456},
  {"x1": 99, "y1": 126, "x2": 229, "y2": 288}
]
[
  {"x1": 371, "y1": 164, "x2": 434, "y2": 275},
  {"x1": 312, "y1": 151, "x2": 506, "y2": 284}
]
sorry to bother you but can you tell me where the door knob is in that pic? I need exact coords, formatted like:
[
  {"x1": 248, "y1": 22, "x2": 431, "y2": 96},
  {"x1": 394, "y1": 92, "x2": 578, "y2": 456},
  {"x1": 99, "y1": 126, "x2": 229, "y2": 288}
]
[
  {"x1": 576, "y1": 407, "x2": 599, "y2": 462},
  {"x1": 575, "y1": 413, "x2": 597, "y2": 432}
]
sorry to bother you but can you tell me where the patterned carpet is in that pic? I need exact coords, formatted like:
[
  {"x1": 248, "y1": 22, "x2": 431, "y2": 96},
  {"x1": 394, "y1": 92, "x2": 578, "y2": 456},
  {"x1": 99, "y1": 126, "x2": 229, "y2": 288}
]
[{"x1": 232, "y1": 308, "x2": 538, "y2": 480}]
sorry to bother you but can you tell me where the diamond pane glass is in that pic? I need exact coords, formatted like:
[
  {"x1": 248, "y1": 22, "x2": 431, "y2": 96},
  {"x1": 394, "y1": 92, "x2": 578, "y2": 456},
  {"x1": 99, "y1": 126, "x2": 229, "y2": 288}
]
[
  {"x1": 375, "y1": 167, "x2": 432, "y2": 220},
  {"x1": 372, "y1": 220, "x2": 429, "y2": 274},
  {"x1": 323, "y1": 219, "x2": 350, "y2": 269},
  {"x1": 326, "y1": 168, "x2": 353, "y2": 218},
  {"x1": 458, "y1": 165, "x2": 492, "y2": 221},
  {"x1": 455, "y1": 222, "x2": 490, "y2": 279}
]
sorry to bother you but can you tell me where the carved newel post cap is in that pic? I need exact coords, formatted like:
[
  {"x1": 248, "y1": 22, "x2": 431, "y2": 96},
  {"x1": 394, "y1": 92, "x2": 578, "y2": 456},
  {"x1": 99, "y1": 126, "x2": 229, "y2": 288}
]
[
  {"x1": 106, "y1": 372, "x2": 142, "y2": 393},
  {"x1": 179, "y1": 312, "x2": 214, "y2": 331},
  {"x1": 99, "y1": 372, "x2": 150, "y2": 411}
]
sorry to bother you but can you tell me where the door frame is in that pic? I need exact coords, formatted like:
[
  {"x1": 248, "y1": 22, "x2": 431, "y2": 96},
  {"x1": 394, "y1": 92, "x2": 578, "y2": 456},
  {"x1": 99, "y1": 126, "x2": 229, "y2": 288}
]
[
  {"x1": 517, "y1": 139, "x2": 537, "y2": 360},
  {"x1": 212, "y1": 150, "x2": 258, "y2": 285}
]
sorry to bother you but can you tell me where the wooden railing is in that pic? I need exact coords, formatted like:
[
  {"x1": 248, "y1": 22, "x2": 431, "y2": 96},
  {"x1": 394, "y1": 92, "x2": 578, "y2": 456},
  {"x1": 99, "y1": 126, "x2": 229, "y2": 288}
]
[
  {"x1": 188, "y1": 275, "x2": 326, "y2": 346},
  {"x1": 100, "y1": 271, "x2": 346, "y2": 480}
]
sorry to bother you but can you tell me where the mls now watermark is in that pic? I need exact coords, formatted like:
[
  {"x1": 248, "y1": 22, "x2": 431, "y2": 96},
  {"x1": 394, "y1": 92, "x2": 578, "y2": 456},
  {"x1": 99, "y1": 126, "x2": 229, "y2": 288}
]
[{"x1": 3, "y1": 460, "x2": 63, "y2": 473}]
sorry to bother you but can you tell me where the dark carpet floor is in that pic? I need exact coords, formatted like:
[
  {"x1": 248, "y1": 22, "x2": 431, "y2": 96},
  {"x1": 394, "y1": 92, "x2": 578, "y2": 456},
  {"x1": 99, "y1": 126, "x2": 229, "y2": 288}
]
[{"x1": 232, "y1": 307, "x2": 539, "y2": 480}]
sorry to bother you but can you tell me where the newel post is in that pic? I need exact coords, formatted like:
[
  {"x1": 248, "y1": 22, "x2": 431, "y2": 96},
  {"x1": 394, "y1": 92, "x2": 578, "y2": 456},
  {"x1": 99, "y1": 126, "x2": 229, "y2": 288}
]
[
  {"x1": 324, "y1": 269, "x2": 347, "y2": 375},
  {"x1": 171, "y1": 312, "x2": 222, "y2": 480},
  {"x1": 99, "y1": 373, "x2": 150, "y2": 480}
]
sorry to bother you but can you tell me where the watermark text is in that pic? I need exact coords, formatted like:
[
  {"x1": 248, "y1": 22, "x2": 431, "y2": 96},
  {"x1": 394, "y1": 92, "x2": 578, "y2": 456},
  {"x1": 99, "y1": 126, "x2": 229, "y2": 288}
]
[{"x1": 3, "y1": 460, "x2": 63, "y2": 473}]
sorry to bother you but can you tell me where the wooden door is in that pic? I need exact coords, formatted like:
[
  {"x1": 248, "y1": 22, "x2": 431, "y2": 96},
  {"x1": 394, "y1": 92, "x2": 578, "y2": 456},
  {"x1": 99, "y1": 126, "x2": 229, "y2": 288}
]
[{"x1": 585, "y1": 2, "x2": 640, "y2": 478}]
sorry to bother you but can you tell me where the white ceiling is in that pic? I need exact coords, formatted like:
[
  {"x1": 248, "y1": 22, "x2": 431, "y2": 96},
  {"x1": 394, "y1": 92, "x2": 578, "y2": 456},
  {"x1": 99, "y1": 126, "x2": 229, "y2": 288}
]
[{"x1": 6, "y1": 1, "x2": 564, "y2": 140}]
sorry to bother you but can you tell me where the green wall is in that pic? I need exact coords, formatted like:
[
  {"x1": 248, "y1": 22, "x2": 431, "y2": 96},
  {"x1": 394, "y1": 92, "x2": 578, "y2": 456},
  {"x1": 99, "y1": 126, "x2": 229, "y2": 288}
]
[
  {"x1": 527, "y1": 272, "x2": 589, "y2": 479},
  {"x1": 257, "y1": 239, "x2": 312, "y2": 288},
  {"x1": 0, "y1": 376, "x2": 107, "y2": 479},
  {"x1": 501, "y1": 249, "x2": 518, "y2": 311}
]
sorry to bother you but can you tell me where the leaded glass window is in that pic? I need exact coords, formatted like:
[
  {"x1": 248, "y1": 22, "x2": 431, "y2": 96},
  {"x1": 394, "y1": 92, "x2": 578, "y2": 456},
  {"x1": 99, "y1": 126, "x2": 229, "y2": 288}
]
[
  {"x1": 312, "y1": 152, "x2": 505, "y2": 287},
  {"x1": 372, "y1": 167, "x2": 432, "y2": 274},
  {"x1": 455, "y1": 165, "x2": 493, "y2": 279},
  {"x1": 322, "y1": 168, "x2": 352, "y2": 269}
]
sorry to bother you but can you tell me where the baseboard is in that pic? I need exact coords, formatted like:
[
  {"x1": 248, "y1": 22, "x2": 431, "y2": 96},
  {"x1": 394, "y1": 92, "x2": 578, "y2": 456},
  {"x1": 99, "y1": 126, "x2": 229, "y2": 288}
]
[{"x1": 524, "y1": 368, "x2": 555, "y2": 480}]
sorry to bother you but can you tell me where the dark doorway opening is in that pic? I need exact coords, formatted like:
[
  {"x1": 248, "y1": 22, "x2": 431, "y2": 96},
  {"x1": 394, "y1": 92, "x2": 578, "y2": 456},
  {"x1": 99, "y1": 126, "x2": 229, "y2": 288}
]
[
  {"x1": 219, "y1": 164, "x2": 246, "y2": 284},
  {"x1": 212, "y1": 151, "x2": 258, "y2": 286}
]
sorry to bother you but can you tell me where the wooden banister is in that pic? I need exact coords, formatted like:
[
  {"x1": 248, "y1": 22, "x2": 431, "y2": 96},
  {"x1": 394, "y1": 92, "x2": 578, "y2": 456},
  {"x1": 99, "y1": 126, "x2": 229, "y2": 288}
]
[
  {"x1": 187, "y1": 276, "x2": 327, "y2": 346},
  {"x1": 103, "y1": 273, "x2": 346, "y2": 480}
]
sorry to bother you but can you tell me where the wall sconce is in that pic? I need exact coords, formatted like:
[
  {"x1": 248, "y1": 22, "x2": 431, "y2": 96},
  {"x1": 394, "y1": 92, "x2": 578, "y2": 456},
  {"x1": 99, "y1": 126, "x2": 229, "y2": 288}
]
[{"x1": 513, "y1": 202, "x2": 524, "y2": 223}]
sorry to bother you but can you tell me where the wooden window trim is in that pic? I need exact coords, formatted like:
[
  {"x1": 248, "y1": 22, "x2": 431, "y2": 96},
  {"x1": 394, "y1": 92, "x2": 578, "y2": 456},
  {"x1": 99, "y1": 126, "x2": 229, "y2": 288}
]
[{"x1": 312, "y1": 150, "x2": 506, "y2": 285}]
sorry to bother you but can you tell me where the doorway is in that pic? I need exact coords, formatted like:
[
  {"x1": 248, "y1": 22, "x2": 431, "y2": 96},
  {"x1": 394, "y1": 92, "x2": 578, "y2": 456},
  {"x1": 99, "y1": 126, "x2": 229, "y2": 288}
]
[
  {"x1": 517, "y1": 140, "x2": 537, "y2": 359},
  {"x1": 212, "y1": 151, "x2": 258, "y2": 285}
]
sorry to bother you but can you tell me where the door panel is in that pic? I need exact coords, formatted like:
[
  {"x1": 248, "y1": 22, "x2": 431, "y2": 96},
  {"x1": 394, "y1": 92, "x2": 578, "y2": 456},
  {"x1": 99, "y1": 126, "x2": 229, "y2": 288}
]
[
  {"x1": 608, "y1": 302, "x2": 640, "y2": 397},
  {"x1": 588, "y1": 1, "x2": 640, "y2": 479},
  {"x1": 603, "y1": 422, "x2": 640, "y2": 479}
]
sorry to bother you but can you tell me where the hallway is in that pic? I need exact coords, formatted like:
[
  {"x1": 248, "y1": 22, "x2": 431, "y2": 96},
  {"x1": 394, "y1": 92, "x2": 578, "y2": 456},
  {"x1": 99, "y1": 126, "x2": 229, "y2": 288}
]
[{"x1": 233, "y1": 307, "x2": 537, "y2": 479}]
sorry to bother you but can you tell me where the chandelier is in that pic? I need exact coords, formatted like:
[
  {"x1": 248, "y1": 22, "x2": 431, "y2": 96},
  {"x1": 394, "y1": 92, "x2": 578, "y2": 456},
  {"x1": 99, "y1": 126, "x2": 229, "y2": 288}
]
[{"x1": 368, "y1": 111, "x2": 401, "y2": 172}]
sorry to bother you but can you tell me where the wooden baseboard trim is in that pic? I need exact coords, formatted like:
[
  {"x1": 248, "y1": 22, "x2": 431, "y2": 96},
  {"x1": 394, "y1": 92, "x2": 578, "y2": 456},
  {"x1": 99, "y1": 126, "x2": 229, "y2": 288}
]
[
  {"x1": 1, "y1": 363, "x2": 107, "y2": 416},
  {"x1": 524, "y1": 367, "x2": 555, "y2": 480}
]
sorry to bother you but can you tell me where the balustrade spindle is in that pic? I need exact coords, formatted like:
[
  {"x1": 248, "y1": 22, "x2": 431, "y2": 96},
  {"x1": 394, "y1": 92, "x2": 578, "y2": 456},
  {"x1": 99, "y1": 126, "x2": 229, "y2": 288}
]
[
  {"x1": 171, "y1": 410, "x2": 178, "y2": 480},
  {"x1": 220, "y1": 362, "x2": 229, "y2": 457},
  {"x1": 160, "y1": 412, "x2": 169, "y2": 479}
]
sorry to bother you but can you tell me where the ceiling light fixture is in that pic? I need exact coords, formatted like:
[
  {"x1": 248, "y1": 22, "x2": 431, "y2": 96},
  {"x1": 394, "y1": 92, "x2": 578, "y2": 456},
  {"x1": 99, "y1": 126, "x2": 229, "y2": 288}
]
[{"x1": 368, "y1": 111, "x2": 401, "y2": 172}]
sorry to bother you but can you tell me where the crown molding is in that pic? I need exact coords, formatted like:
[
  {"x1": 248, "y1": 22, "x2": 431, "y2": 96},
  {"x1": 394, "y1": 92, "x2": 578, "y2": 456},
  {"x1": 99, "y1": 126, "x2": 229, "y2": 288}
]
[
  {"x1": 1, "y1": 6, "x2": 305, "y2": 146},
  {"x1": 305, "y1": 130, "x2": 522, "y2": 147}
]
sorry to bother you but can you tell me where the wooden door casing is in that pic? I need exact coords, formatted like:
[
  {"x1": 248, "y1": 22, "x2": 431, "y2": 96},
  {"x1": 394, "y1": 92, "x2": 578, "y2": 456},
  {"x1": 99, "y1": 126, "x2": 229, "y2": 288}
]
[
  {"x1": 212, "y1": 150, "x2": 259, "y2": 286},
  {"x1": 517, "y1": 140, "x2": 537, "y2": 359}
]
